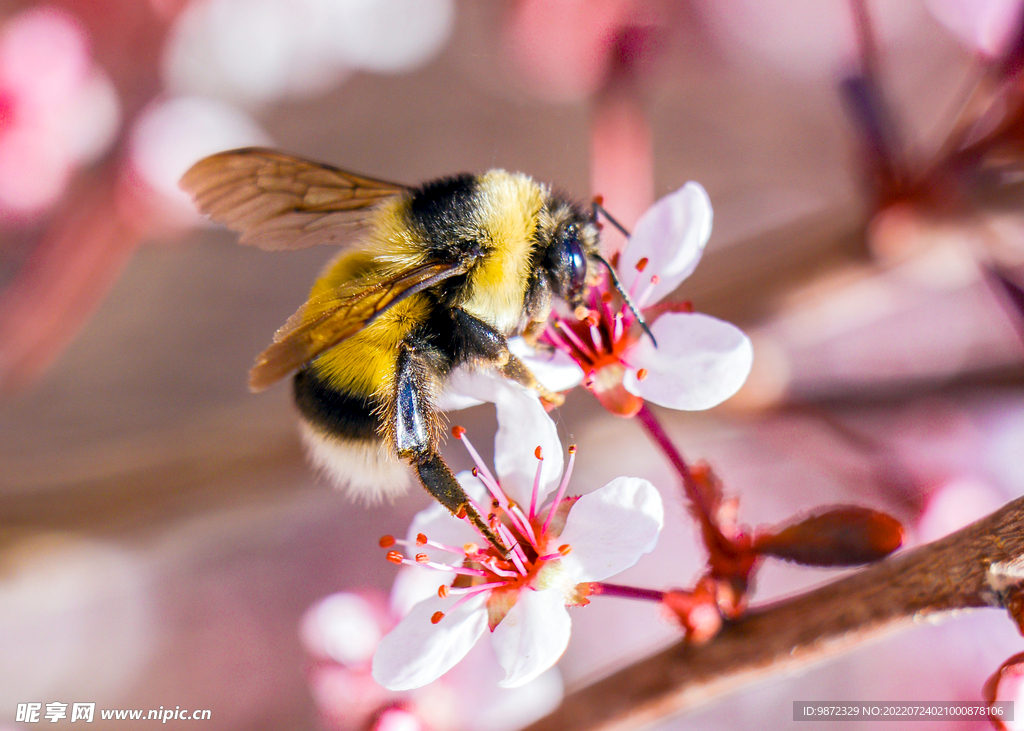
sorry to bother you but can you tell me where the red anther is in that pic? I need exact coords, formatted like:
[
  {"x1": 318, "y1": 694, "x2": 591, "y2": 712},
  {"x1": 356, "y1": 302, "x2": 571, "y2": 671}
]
[
  {"x1": 508, "y1": 500, "x2": 519, "y2": 510},
  {"x1": 682, "y1": 300, "x2": 694, "y2": 313},
  {"x1": 611, "y1": 252, "x2": 620, "y2": 268},
  {"x1": 463, "y1": 542, "x2": 479, "y2": 555},
  {"x1": 585, "y1": 312, "x2": 599, "y2": 327},
  {"x1": 452, "y1": 425, "x2": 466, "y2": 438},
  {"x1": 592, "y1": 194, "x2": 604, "y2": 206},
  {"x1": 416, "y1": 533, "x2": 428, "y2": 546},
  {"x1": 635, "y1": 257, "x2": 649, "y2": 272},
  {"x1": 568, "y1": 444, "x2": 577, "y2": 454},
  {"x1": 386, "y1": 550, "x2": 403, "y2": 564},
  {"x1": 491, "y1": 499, "x2": 500, "y2": 509},
  {"x1": 487, "y1": 514, "x2": 497, "y2": 523},
  {"x1": 456, "y1": 505, "x2": 468, "y2": 519},
  {"x1": 471, "y1": 467, "x2": 479, "y2": 477},
  {"x1": 438, "y1": 585, "x2": 449, "y2": 598},
  {"x1": 558, "y1": 544, "x2": 572, "y2": 556},
  {"x1": 650, "y1": 274, "x2": 660, "y2": 285},
  {"x1": 379, "y1": 535, "x2": 396, "y2": 548},
  {"x1": 601, "y1": 291, "x2": 613, "y2": 304},
  {"x1": 636, "y1": 368, "x2": 649, "y2": 381},
  {"x1": 534, "y1": 446, "x2": 543, "y2": 460},
  {"x1": 431, "y1": 611, "x2": 445, "y2": 624},
  {"x1": 415, "y1": 553, "x2": 429, "y2": 563}
]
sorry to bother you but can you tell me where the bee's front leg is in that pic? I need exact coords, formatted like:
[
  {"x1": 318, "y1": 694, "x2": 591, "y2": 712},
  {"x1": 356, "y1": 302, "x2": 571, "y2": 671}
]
[
  {"x1": 452, "y1": 309, "x2": 564, "y2": 407},
  {"x1": 391, "y1": 338, "x2": 509, "y2": 553}
]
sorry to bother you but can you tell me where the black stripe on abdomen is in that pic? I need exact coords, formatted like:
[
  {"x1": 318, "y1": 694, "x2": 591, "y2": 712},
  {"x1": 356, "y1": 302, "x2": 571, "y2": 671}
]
[{"x1": 293, "y1": 368, "x2": 382, "y2": 442}]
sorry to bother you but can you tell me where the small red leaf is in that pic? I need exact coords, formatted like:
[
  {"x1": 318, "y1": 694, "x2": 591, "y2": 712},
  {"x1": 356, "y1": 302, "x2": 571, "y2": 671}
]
[
  {"x1": 982, "y1": 651, "x2": 1024, "y2": 731},
  {"x1": 753, "y1": 506, "x2": 903, "y2": 567},
  {"x1": 662, "y1": 579, "x2": 722, "y2": 644}
]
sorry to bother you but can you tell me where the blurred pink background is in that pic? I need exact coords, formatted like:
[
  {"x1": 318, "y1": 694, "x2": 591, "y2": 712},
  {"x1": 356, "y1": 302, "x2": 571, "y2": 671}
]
[{"x1": 2, "y1": 1, "x2": 1024, "y2": 729}]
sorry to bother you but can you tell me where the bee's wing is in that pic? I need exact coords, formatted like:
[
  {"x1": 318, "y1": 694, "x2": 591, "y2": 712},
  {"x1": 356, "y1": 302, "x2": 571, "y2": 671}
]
[
  {"x1": 180, "y1": 148, "x2": 409, "y2": 251},
  {"x1": 249, "y1": 259, "x2": 472, "y2": 391}
]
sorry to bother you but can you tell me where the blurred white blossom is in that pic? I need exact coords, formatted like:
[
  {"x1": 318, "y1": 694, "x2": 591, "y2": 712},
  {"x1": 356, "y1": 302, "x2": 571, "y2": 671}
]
[
  {"x1": 0, "y1": 7, "x2": 120, "y2": 214},
  {"x1": 162, "y1": 0, "x2": 455, "y2": 105}
]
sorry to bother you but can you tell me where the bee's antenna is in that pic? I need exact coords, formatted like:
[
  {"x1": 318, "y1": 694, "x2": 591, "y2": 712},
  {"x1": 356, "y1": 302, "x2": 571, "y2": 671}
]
[
  {"x1": 590, "y1": 196, "x2": 657, "y2": 348},
  {"x1": 590, "y1": 198, "x2": 633, "y2": 239},
  {"x1": 594, "y1": 254, "x2": 657, "y2": 348}
]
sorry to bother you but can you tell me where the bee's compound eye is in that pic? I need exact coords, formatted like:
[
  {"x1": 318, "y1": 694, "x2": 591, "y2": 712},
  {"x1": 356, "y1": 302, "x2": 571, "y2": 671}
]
[{"x1": 565, "y1": 234, "x2": 587, "y2": 294}]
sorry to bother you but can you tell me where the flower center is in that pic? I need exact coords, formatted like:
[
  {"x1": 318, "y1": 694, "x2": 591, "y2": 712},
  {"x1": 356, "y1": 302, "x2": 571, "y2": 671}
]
[
  {"x1": 539, "y1": 262, "x2": 657, "y2": 386},
  {"x1": 379, "y1": 428, "x2": 579, "y2": 625}
]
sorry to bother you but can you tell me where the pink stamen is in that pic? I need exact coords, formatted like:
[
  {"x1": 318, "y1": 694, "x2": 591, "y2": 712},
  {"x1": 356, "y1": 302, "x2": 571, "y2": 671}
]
[
  {"x1": 636, "y1": 274, "x2": 660, "y2": 309},
  {"x1": 502, "y1": 506, "x2": 532, "y2": 541},
  {"x1": 600, "y1": 289, "x2": 616, "y2": 326},
  {"x1": 497, "y1": 524, "x2": 529, "y2": 575},
  {"x1": 391, "y1": 537, "x2": 465, "y2": 556},
  {"x1": 628, "y1": 270, "x2": 643, "y2": 300},
  {"x1": 444, "y1": 581, "x2": 505, "y2": 596},
  {"x1": 458, "y1": 431, "x2": 506, "y2": 505},
  {"x1": 613, "y1": 312, "x2": 624, "y2": 342},
  {"x1": 444, "y1": 583, "x2": 501, "y2": 615},
  {"x1": 397, "y1": 555, "x2": 490, "y2": 578},
  {"x1": 529, "y1": 453, "x2": 544, "y2": 520},
  {"x1": 589, "y1": 320, "x2": 605, "y2": 353},
  {"x1": 556, "y1": 320, "x2": 597, "y2": 360},
  {"x1": 537, "y1": 552, "x2": 565, "y2": 562},
  {"x1": 544, "y1": 321, "x2": 577, "y2": 357},
  {"x1": 481, "y1": 557, "x2": 519, "y2": 578},
  {"x1": 542, "y1": 445, "x2": 577, "y2": 535},
  {"x1": 510, "y1": 502, "x2": 538, "y2": 547}
]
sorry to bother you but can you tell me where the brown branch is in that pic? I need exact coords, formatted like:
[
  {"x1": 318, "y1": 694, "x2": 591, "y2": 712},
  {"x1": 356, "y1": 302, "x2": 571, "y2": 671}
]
[{"x1": 525, "y1": 495, "x2": 1024, "y2": 731}]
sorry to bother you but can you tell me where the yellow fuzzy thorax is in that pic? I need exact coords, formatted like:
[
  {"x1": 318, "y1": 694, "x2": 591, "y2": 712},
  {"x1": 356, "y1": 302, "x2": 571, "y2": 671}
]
[{"x1": 461, "y1": 170, "x2": 544, "y2": 334}]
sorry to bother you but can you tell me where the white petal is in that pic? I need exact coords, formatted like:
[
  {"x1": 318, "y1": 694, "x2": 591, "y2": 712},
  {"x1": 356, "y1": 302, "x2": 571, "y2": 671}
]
[
  {"x1": 442, "y1": 641, "x2": 565, "y2": 731},
  {"x1": 508, "y1": 337, "x2": 586, "y2": 392},
  {"x1": 492, "y1": 382, "x2": 564, "y2": 506},
  {"x1": 617, "y1": 182, "x2": 713, "y2": 305},
  {"x1": 623, "y1": 312, "x2": 753, "y2": 411},
  {"x1": 372, "y1": 593, "x2": 487, "y2": 691},
  {"x1": 390, "y1": 565, "x2": 450, "y2": 619},
  {"x1": 558, "y1": 477, "x2": 664, "y2": 584},
  {"x1": 436, "y1": 366, "x2": 490, "y2": 411},
  {"x1": 491, "y1": 588, "x2": 572, "y2": 688},
  {"x1": 388, "y1": 477, "x2": 487, "y2": 615},
  {"x1": 436, "y1": 390, "x2": 485, "y2": 412}
]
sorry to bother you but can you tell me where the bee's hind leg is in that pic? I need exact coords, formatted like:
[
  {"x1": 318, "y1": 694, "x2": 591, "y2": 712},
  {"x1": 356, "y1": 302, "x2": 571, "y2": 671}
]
[{"x1": 391, "y1": 339, "x2": 509, "y2": 553}]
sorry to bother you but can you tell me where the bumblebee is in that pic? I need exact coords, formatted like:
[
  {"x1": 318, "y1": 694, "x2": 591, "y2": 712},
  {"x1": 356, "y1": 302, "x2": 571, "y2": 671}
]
[{"x1": 181, "y1": 148, "x2": 641, "y2": 550}]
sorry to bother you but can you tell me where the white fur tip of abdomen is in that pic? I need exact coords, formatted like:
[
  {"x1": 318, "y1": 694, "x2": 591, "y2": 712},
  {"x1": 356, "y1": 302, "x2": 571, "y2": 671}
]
[{"x1": 299, "y1": 422, "x2": 412, "y2": 504}]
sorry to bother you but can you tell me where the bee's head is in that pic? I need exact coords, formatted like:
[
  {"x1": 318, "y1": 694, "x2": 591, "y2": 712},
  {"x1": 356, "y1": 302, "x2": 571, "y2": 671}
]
[
  {"x1": 539, "y1": 198, "x2": 602, "y2": 308},
  {"x1": 537, "y1": 192, "x2": 657, "y2": 346}
]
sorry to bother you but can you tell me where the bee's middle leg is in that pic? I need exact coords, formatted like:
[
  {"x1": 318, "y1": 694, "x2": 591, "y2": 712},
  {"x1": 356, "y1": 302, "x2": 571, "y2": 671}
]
[
  {"x1": 391, "y1": 338, "x2": 508, "y2": 552},
  {"x1": 452, "y1": 309, "x2": 564, "y2": 407}
]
